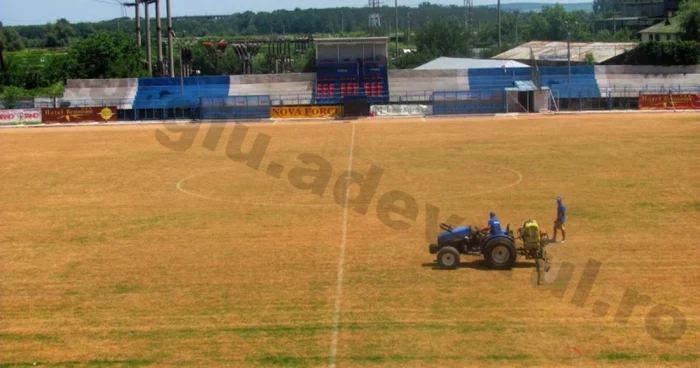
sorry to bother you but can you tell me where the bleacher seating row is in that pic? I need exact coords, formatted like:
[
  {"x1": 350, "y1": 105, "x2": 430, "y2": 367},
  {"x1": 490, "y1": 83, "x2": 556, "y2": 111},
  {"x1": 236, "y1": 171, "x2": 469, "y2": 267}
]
[{"x1": 60, "y1": 66, "x2": 700, "y2": 110}]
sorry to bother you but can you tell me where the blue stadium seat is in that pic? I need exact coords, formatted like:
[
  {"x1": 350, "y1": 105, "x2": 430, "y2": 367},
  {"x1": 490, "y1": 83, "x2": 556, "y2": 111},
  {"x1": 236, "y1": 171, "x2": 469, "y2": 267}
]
[
  {"x1": 539, "y1": 66, "x2": 601, "y2": 98},
  {"x1": 468, "y1": 67, "x2": 532, "y2": 90},
  {"x1": 133, "y1": 76, "x2": 230, "y2": 110}
]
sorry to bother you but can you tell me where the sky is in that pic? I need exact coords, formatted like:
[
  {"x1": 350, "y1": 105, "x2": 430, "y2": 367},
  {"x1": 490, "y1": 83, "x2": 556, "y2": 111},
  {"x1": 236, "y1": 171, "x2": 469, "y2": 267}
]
[{"x1": 0, "y1": 0, "x2": 591, "y2": 26}]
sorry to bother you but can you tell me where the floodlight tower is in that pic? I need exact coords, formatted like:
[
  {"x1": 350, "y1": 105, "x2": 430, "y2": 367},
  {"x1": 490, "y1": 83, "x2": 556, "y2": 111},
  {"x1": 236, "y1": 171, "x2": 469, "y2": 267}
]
[{"x1": 464, "y1": 0, "x2": 473, "y2": 33}]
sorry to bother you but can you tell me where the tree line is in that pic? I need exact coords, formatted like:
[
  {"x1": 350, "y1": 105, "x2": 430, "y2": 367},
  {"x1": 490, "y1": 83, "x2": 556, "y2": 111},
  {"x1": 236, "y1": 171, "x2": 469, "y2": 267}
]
[{"x1": 1, "y1": 3, "x2": 606, "y2": 51}]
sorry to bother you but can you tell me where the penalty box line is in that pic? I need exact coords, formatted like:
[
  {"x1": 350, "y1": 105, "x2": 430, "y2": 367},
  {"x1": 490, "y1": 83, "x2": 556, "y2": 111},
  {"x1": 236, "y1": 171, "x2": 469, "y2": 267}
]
[{"x1": 329, "y1": 123, "x2": 356, "y2": 368}]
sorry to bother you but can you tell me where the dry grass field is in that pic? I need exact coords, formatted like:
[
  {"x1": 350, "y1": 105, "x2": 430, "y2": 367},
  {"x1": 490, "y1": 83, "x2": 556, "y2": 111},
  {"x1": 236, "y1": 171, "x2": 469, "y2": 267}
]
[{"x1": 1, "y1": 113, "x2": 699, "y2": 367}]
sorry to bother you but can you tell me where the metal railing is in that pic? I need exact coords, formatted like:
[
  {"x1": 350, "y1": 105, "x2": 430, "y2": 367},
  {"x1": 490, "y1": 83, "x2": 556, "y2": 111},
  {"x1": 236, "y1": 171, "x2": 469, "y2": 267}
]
[{"x1": 3, "y1": 85, "x2": 699, "y2": 116}]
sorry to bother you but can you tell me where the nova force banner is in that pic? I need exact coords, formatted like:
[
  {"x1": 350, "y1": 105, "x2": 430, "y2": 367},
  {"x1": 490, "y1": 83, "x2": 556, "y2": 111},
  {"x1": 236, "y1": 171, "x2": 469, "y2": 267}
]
[{"x1": 271, "y1": 106, "x2": 343, "y2": 119}]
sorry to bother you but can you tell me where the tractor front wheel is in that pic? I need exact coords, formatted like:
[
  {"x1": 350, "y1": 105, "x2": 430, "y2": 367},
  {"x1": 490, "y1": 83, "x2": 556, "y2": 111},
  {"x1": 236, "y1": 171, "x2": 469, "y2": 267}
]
[
  {"x1": 484, "y1": 239, "x2": 517, "y2": 270},
  {"x1": 437, "y1": 247, "x2": 460, "y2": 270}
]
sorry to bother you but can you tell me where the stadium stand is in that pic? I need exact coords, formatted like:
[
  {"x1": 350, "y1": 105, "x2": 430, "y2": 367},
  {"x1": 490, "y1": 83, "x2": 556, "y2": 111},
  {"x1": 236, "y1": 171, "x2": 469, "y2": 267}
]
[
  {"x1": 388, "y1": 69, "x2": 469, "y2": 100},
  {"x1": 595, "y1": 65, "x2": 700, "y2": 96},
  {"x1": 132, "y1": 76, "x2": 230, "y2": 110},
  {"x1": 538, "y1": 65, "x2": 602, "y2": 98},
  {"x1": 229, "y1": 73, "x2": 315, "y2": 105},
  {"x1": 467, "y1": 67, "x2": 532, "y2": 90},
  {"x1": 61, "y1": 78, "x2": 139, "y2": 109},
  {"x1": 314, "y1": 38, "x2": 390, "y2": 104}
]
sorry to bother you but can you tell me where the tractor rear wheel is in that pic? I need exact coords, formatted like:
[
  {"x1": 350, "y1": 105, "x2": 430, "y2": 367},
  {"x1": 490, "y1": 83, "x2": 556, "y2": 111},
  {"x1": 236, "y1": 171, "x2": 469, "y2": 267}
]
[
  {"x1": 437, "y1": 246, "x2": 460, "y2": 270},
  {"x1": 484, "y1": 239, "x2": 517, "y2": 270}
]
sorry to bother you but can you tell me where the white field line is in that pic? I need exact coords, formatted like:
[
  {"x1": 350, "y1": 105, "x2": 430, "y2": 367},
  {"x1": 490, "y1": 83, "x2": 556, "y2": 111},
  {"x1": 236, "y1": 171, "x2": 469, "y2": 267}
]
[
  {"x1": 329, "y1": 123, "x2": 356, "y2": 368},
  {"x1": 176, "y1": 171, "x2": 338, "y2": 207}
]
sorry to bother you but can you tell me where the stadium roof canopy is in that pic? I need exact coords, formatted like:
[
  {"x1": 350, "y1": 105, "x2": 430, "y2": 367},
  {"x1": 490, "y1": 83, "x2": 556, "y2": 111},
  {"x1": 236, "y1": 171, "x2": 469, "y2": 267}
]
[
  {"x1": 315, "y1": 37, "x2": 389, "y2": 45},
  {"x1": 492, "y1": 41, "x2": 638, "y2": 63},
  {"x1": 414, "y1": 57, "x2": 529, "y2": 70}
]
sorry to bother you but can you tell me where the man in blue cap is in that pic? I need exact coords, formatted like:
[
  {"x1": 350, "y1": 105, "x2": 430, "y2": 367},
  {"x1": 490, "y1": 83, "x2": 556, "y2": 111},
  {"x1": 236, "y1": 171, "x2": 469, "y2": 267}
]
[
  {"x1": 485, "y1": 211, "x2": 502, "y2": 236},
  {"x1": 553, "y1": 197, "x2": 566, "y2": 243}
]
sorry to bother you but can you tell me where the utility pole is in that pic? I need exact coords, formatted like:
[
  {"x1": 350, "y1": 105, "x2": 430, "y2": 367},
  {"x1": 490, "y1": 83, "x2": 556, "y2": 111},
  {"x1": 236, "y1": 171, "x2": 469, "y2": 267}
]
[
  {"x1": 565, "y1": 20, "x2": 577, "y2": 85},
  {"x1": 515, "y1": 11, "x2": 519, "y2": 45},
  {"x1": 145, "y1": 0, "x2": 152, "y2": 76},
  {"x1": 407, "y1": 12, "x2": 411, "y2": 43},
  {"x1": 395, "y1": 0, "x2": 399, "y2": 58},
  {"x1": 167, "y1": 0, "x2": 174, "y2": 77},
  {"x1": 498, "y1": 0, "x2": 502, "y2": 49},
  {"x1": 155, "y1": 0, "x2": 163, "y2": 76},
  {"x1": 125, "y1": 1, "x2": 142, "y2": 46}
]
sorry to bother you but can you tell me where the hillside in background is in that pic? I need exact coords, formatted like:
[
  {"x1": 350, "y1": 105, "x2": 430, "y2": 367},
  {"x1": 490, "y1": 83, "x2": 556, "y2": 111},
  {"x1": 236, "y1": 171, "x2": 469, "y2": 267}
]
[
  {"x1": 3, "y1": 2, "x2": 596, "y2": 49},
  {"x1": 485, "y1": 2, "x2": 593, "y2": 12}
]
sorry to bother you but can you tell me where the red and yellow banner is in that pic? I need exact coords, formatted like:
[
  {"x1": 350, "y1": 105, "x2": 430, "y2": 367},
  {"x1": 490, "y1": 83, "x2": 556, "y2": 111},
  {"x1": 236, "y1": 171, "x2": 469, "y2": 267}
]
[
  {"x1": 41, "y1": 106, "x2": 118, "y2": 124},
  {"x1": 271, "y1": 105, "x2": 343, "y2": 119},
  {"x1": 639, "y1": 94, "x2": 700, "y2": 110}
]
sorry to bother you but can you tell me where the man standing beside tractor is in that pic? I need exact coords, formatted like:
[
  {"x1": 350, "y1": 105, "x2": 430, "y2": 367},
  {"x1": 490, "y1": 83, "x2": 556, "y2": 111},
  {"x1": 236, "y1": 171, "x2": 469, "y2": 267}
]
[{"x1": 552, "y1": 197, "x2": 566, "y2": 243}]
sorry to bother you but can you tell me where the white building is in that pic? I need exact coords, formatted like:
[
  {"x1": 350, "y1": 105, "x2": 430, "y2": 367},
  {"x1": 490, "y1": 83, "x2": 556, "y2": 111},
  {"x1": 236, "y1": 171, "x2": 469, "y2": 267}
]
[{"x1": 639, "y1": 17, "x2": 680, "y2": 42}]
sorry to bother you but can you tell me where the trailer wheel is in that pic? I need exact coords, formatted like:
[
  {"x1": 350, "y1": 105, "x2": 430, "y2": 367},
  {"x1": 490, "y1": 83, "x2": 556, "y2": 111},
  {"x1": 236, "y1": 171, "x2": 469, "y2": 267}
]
[
  {"x1": 484, "y1": 239, "x2": 517, "y2": 270},
  {"x1": 437, "y1": 247, "x2": 460, "y2": 270}
]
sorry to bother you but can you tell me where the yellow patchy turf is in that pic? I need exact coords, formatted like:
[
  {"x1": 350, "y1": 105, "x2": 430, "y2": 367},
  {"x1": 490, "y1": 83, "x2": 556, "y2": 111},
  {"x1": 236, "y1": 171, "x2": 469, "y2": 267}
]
[{"x1": 1, "y1": 113, "x2": 699, "y2": 367}]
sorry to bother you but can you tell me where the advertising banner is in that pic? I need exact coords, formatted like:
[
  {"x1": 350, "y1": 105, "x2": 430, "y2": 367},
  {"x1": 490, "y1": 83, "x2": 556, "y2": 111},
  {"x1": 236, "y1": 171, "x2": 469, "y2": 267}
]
[
  {"x1": 41, "y1": 106, "x2": 118, "y2": 124},
  {"x1": 639, "y1": 94, "x2": 700, "y2": 110},
  {"x1": 271, "y1": 105, "x2": 343, "y2": 119},
  {"x1": 0, "y1": 109, "x2": 42, "y2": 125},
  {"x1": 370, "y1": 104, "x2": 432, "y2": 116}
]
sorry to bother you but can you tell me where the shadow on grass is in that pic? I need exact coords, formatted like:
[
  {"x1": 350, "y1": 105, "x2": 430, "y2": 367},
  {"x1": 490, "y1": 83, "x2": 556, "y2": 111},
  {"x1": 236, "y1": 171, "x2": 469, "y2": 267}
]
[{"x1": 421, "y1": 260, "x2": 536, "y2": 271}]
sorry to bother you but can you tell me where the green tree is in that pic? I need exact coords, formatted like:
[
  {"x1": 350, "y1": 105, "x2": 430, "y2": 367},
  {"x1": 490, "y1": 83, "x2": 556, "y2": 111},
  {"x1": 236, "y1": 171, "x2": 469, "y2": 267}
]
[
  {"x1": 623, "y1": 41, "x2": 700, "y2": 65},
  {"x1": 414, "y1": 20, "x2": 471, "y2": 58},
  {"x1": 190, "y1": 44, "x2": 242, "y2": 75},
  {"x1": 65, "y1": 31, "x2": 147, "y2": 79},
  {"x1": 1, "y1": 28, "x2": 25, "y2": 51},
  {"x1": 391, "y1": 51, "x2": 434, "y2": 69},
  {"x1": 44, "y1": 19, "x2": 75, "y2": 48},
  {"x1": 292, "y1": 48, "x2": 316, "y2": 73},
  {"x1": 678, "y1": 0, "x2": 700, "y2": 42}
]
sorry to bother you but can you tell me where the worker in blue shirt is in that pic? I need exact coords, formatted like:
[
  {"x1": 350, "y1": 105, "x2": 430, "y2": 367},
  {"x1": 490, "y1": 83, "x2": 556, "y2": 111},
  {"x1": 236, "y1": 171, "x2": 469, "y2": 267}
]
[
  {"x1": 485, "y1": 211, "x2": 502, "y2": 235},
  {"x1": 553, "y1": 197, "x2": 566, "y2": 243}
]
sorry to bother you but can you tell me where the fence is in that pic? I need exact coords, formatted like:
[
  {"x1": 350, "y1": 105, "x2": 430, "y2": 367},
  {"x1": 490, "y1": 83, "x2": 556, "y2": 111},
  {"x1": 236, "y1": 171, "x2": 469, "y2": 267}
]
[
  {"x1": 200, "y1": 95, "x2": 271, "y2": 120},
  {"x1": 433, "y1": 90, "x2": 505, "y2": 115},
  {"x1": 3, "y1": 85, "x2": 700, "y2": 123}
]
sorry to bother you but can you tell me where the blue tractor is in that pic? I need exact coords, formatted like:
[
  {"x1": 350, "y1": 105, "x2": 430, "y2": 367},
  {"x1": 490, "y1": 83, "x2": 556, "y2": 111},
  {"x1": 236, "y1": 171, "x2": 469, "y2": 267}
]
[{"x1": 428, "y1": 220, "x2": 551, "y2": 276}]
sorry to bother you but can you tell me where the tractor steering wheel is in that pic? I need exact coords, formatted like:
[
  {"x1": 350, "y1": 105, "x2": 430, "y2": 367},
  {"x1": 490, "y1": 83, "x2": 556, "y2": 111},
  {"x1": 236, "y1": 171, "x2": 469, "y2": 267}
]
[{"x1": 440, "y1": 223, "x2": 454, "y2": 232}]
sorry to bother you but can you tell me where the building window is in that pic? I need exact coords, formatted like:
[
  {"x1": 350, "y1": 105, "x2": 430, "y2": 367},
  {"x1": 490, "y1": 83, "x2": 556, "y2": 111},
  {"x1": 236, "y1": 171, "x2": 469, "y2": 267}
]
[
  {"x1": 655, "y1": 34, "x2": 660, "y2": 41},
  {"x1": 666, "y1": 35, "x2": 671, "y2": 41}
]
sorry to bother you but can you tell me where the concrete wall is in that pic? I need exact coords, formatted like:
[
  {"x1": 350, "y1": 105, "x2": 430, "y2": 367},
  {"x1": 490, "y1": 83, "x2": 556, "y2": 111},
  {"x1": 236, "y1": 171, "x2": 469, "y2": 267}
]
[
  {"x1": 229, "y1": 73, "x2": 315, "y2": 105},
  {"x1": 388, "y1": 69, "x2": 469, "y2": 99},
  {"x1": 595, "y1": 65, "x2": 700, "y2": 96},
  {"x1": 62, "y1": 78, "x2": 139, "y2": 109}
]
